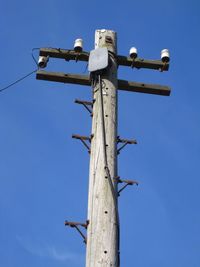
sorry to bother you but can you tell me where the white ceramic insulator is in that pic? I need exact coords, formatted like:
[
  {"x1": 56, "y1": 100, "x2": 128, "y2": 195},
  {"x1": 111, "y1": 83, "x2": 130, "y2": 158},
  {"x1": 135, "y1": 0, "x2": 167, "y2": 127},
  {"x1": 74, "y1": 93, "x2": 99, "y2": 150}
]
[
  {"x1": 161, "y1": 49, "x2": 170, "y2": 62},
  {"x1": 129, "y1": 47, "x2": 138, "y2": 59},
  {"x1": 74, "y1": 38, "x2": 83, "y2": 52},
  {"x1": 38, "y1": 56, "x2": 48, "y2": 68}
]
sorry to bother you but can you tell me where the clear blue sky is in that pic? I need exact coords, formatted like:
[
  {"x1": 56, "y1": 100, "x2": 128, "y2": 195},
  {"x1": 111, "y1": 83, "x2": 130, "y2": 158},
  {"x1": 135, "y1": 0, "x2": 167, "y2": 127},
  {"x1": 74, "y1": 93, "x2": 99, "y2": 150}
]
[{"x1": 0, "y1": 1, "x2": 200, "y2": 266}]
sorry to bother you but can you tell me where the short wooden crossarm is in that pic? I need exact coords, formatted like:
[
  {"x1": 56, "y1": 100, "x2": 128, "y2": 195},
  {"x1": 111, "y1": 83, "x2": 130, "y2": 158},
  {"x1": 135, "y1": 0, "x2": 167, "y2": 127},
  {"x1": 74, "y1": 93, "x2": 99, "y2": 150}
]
[
  {"x1": 114, "y1": 177, "x2": 139, "y2": 196},
  {"x1": 64, "y1": 220, "x2": 89, "y2": 244},
  {"x1": 72, "y1": 134, "x2": 93, "y2": 153},
  {"x1": 117, "y1": 136, "x2": 137, "y2": 154},
  {"x1": 64, "y1": 220, "x2": 88, "y2": 229},
  {"x1": 74, "y1": 99, "x2": 93, "y2": 115}
]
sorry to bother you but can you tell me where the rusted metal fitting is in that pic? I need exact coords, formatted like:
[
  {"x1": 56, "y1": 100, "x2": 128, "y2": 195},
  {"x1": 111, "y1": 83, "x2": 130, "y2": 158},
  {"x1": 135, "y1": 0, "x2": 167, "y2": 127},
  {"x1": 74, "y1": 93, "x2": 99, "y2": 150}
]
[
  {"x1": 117, "y1": 136, "x2": 137, "y2": 154},
  {"x1": 64, "y1": 220, "x2": 89, "y2": 244},
  {"x1": 114, "y1": 176, "x2": 139, "y2": 196},
  {"x1": 72, "y1": 134, "x2": 92, "y2": 153},
  {"x1": 74, "y1": 99, "x2": 93, "y2": 116}
]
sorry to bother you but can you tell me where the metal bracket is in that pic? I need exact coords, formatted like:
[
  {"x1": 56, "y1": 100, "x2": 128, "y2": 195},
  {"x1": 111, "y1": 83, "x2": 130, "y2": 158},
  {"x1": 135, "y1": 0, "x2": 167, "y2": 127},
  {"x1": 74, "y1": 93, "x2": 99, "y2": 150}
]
[
  {"x1": 72, "y1": 134, "x2": 93, "y2": 153},
  {"x1": 74, "y1": 99, "x2": 93, "y2": 116},
  {"x1": 64, "y1": 220, "x2": 89, "y2": 244},
  {"x1": 117, "y1": 136, "x2": 137, "y2": 154},
  {"x1": 75, "y1": 52, "x2": 81, "y2": 62},
  {"x1": 115, "y1": 176, "x2": 139, "y2": 196},
  {"x1": 159, "y1": 62, "x2": 167, "y2": 72},
  {"x1": 131, "y1": 58, "x2": 136, "y2": 69}
]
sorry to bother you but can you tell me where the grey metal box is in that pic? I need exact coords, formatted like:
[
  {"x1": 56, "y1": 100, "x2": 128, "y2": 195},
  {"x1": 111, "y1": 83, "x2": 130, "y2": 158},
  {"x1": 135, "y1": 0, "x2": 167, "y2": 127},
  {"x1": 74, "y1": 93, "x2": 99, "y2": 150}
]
[{"x1": 88, "y1": 47, "x2": 109, "y2": 73}]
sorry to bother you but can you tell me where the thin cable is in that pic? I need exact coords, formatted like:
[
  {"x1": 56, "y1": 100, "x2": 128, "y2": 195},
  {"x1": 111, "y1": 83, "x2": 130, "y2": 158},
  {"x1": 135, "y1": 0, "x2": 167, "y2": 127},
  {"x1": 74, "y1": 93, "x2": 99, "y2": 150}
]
[
  {"x1": 98, "y1": 74, "x2": 120, "y2": 267},
  {"x1": 0, "y1": 47, "x2": 40, "y2": 93},
  {"x1": 0, "y1": 69, "x2": 37, "y2": 93},
  {"x1": 82, "y1": 63, "x2": 88, "y2": 73},
  {"x1": 32, "y1": 48, "x2": 40, "y2": 67}
]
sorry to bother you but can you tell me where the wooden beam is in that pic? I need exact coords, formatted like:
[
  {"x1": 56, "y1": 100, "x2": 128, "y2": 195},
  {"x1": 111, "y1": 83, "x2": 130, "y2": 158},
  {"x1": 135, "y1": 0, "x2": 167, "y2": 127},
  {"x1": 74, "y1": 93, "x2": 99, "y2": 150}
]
[
  {"x1": 36, "y1": 70, "x2": 171, "y2": 96},
  {"x1": 118, "y1": 79, "x2": 171, "y2": 96},
  {"x1": 39, "y1": 48, "x2": 169, "y2": 71},
  {"x1": 36, "y1": 70, "x2": 90, "y2": 86},
  {"x1": 117, "y1": 55, "x2": 169, "y2": 71},
  {"x1": 40, "y1": 48, "x2": 89, "y2": 61}
]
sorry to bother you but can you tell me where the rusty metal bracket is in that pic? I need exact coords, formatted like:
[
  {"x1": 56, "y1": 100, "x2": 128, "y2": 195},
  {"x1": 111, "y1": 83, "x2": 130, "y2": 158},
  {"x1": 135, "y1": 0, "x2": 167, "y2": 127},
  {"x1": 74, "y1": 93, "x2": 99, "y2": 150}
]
[
  {"x1": 74, "y1": 99, "x2": 93, "y2": 116},
  {"x1": 75, "y1": 52, "x2": 81, "y2": 62},
  {"x1": 114, "y1": 176, "x2": 139, "y2": 196},
  {"x1": 117, "y1": 136, "x2": 137, "y2": 155},
  {"x1": 64, "y1": 220, "x2": 89, "y2": 244},
  {"x1": 131, "y1": 58, "x2": 136, "y2": 69},
  {"x1": 72, "y1": 134, "x2": 93, "y2": 153},
  {"x1": 159, "y1": 62, "x2": 167, "y2": 72}
]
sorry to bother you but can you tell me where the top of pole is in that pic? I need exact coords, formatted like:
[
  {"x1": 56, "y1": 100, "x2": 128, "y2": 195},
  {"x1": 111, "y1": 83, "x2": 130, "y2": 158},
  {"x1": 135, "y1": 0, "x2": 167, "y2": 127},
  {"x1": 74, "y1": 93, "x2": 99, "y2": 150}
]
[{"x1": 95, "y1": 29, "x2": 117, "y2": 54}]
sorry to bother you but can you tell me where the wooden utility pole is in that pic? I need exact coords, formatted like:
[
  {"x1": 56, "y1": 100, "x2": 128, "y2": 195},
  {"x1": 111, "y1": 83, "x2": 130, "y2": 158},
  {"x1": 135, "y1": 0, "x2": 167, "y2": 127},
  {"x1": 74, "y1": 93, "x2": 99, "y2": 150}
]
[
  {"x1": 86, "y1": 29, "x2": 119, "y2": 267},
  {"x1": 36, "y1": 29, "x2": 171, "y2": 267}
]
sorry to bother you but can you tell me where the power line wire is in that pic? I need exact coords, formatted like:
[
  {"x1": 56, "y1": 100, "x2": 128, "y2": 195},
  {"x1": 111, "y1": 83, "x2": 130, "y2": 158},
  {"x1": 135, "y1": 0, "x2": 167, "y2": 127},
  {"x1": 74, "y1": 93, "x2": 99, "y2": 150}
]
[
  {"x1": 32, "y1": 48, "x2": 40, "y2": 67},
  {"x1": 0, "y1": 48, "x2": 40, "y2": 93},
  {"x1": 0, "y1": 69, "x2": 38, "y2": 93}
]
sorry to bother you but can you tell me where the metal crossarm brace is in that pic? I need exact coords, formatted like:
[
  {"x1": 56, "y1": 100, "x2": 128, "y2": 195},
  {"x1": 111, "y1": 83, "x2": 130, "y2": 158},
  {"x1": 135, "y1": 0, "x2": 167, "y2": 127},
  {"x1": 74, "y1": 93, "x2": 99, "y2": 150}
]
[
  {"x1": 117, "y1": 136, "x2": 137, "y2": 154},
  {"x1": 64, "y1": 220, "x2": 89, "y2": 244},
  {"x1": 115, "y1": 177, "x2": 139, "y2": 196},
  {"x1": 74, "y1": 99, "x2": 93, "y2": 115},
  {"x1": 72, "y1": 134, "x2": 93, "y2": 153},
  {"x1": 39, "y1": 48, "x2": 169, "y2": 71}
]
